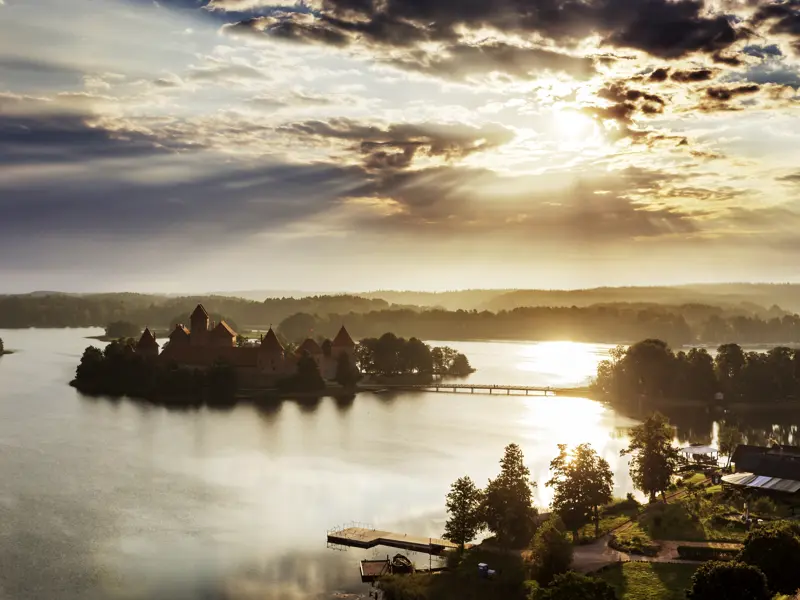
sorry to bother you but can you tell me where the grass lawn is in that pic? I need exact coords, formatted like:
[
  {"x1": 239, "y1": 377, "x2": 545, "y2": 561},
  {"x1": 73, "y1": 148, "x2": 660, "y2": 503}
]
[
  {"x1": 596, "y1": 562, "x2": 697, "y2": 600},
  {"x1": 640, "y1": 502, "x2": 747, "y2": 542}
]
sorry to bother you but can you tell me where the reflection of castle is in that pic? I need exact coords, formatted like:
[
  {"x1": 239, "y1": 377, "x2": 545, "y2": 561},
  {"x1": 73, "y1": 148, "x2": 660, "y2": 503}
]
[{"x1": 136, "y1": 304, "x2": 356, "y2": 384}]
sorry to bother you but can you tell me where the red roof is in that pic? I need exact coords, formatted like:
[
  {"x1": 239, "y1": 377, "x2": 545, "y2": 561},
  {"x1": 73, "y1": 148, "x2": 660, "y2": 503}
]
[
  {"x1": 260, "y1": 328, "x2": 284, "y2": 355},
  {"x1": 297, "y1": 338, "x2": 322, "y2": 355},
  {"x1": 190, "y1": 304, "x2": 209, "y2": 321},
  {"x1": 211, "y1": 320, "x2": 237, "y2": 338},
  {"x1": 332, "y1": 325, "x2": 355, "y2": 347},
  {"x1": 137, "y1": 327, "x2": 158, "y2": 349}
]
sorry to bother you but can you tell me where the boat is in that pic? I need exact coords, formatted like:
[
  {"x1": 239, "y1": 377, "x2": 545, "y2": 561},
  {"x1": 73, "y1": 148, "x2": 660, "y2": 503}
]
[{"x1": 391, "y1": 554, "x2": 414, "y2": 574}]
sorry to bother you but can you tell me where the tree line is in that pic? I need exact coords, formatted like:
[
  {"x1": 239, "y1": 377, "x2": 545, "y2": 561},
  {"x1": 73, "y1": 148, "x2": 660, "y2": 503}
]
[
  {"x1": 0, "y1": 293, "x2": 390, "y2": 329},
  {"x1": 279, "y1": 306, "x2": 800, "y2": 346},
  {"x1": 356, "y1": 333, "x2": 473, "y2": 377},
  {"x1": 595, "y1": 339, "x2": 800, "y2": 404}
]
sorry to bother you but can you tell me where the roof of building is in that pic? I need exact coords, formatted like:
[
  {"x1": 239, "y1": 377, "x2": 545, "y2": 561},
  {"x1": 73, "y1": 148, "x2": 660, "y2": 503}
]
[
  {"x1": 731, "y1": 444, "x2": 800, "y2": 480},
  {"x1": 260, "y1": 328, "x2": 284, "y2": 355},
  {"x1": 190, "y1": 304, "x2": 209, "y2": 321},
  {"x1": 210, "y1": 320, "x2": 237, "y2": 338},
  {"x1": 297, "y1": 338, "x2": 323, "y2": 355},
  {"x1": 332, "y1": 325, "x2": 355, "y2": 347},
  {"x1": 170, "y1": 324, "x2": 190, "y2": 339},
  {"x1": 137, "y1": 327, "x2": 158, "y2": 348},
  {"x1": 679, "y1": 445, "x2": 718, "y2": 456},
  {"x1": 721, "y1": 472, "x2": 800, "y2": 493}
]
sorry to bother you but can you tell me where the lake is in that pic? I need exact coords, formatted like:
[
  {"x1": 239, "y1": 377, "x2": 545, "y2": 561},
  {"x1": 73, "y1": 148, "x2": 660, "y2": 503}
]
[{"x1": 0, "y1": 330, "x2": 793, "y2": 599}]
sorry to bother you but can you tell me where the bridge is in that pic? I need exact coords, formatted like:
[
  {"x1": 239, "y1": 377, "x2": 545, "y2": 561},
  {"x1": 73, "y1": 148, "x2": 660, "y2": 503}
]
[
  {"x1": 364, "y1": 383, "x2": 593, "y2": 397},
  {"x1": 327, "y1": 523, "x2": 466, "y2": 555}
]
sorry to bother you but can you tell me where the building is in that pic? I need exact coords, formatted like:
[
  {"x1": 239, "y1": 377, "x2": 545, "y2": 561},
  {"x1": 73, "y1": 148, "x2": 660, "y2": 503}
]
[
  {"x1": 153, "y1": 304, "x2": 357, "y2": 386},
  {"x1": 722, "y1": 444, "x2": 800, "y2": 495},
  {"x1": 136, "y1": 327, "x2": 160, "y2": 358}
]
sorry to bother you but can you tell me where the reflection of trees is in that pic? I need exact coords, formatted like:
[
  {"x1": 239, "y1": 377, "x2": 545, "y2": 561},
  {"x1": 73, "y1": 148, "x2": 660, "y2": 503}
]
[{"x1": 333, "y1": 394, "x2": 356, "y2": 413}]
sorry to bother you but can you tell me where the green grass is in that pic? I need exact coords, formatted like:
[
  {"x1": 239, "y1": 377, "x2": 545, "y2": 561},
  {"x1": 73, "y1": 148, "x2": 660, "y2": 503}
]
[
  {"x1": 596, "y1": 562, "x2": 697, "y2": 600},
  {"x1": 640, "y1": 501, "x2": 747, "y2": 542}
]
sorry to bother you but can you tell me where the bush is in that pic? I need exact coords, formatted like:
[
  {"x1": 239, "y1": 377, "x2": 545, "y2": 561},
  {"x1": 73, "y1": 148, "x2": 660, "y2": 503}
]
[
  {"x1": 739, "y1": 521, "x2": 800, "y2": 594},
  {"x1": 676, "y1": 545, "x2": 739, "y2": 561},
  {"x1": 686, "y1": 560, "x2": 769, "y2": 600},
  {"x1": 608, "y1": 534, "x2": 659, "y2": 556},
  {"x1": 601, "y1": 496, "x2": 641, "y2": 516},
  {"x1": 534, "y1": 572, "x2": 617, "y2": 600},
  {"x1": 529, "y1": 517, "x2": 573, "y2": 586},
  {"x1": 379, "y1": 574, "x2": 432, "y2": 600},
  {"x1": 752, "y1": 496, "x2": 777, "y2": 516}
]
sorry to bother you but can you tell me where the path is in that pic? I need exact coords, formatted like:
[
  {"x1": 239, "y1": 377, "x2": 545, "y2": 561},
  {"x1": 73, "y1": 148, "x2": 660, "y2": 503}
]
[{"x1": 572, "y1": 478, "x2": 742, "y2": 572}]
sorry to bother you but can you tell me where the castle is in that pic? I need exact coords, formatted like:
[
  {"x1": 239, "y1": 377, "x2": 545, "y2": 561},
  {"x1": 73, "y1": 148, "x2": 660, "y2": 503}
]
[{"x1": 136, "y1": 304, "x2": 357, "y2": 384}]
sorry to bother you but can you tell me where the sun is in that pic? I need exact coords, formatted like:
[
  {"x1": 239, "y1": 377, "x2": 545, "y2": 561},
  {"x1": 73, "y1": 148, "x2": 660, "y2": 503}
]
[{"x1": 553, "y1": 109, "x2": 596, "y2": 141}]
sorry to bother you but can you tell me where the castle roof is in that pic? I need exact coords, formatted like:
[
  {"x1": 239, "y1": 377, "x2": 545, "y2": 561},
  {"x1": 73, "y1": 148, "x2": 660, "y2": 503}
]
[
  {"x1": 260, "y1": 328, "x2": 284, "y2": 355},
  {"x1": 137, "y1": 327, "x2": 158, "y2": 349},
  {"x1": 332, "y1": 325, "x2": 355, "y2": 347},
  {"x1": 190, "y1": 304, "x2": 209, "y2": 321},
  {"x1": 297, "y1": 338, "x2": 323, "y2": 355},
  {"x1": 170, "y1": 324, "x2": 190, "y2": 339},
  {"x1": 211, "y1": 320, "x2": 237, "y2": 338}
]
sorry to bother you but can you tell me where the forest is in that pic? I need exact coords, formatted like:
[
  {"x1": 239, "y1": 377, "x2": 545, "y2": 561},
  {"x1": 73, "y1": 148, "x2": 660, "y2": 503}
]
[{"x1": 594, "y1": 339, "x2": 800, "y2": 404}]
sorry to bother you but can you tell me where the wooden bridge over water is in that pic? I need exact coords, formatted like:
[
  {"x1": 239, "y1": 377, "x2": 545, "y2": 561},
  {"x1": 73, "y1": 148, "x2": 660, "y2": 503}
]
[
  {"x1": 327, "y1": 523, "x2": 466, "y2": 555},
  {"x1": 365, "y1": 383, "x2": 593, "y2": 397}
]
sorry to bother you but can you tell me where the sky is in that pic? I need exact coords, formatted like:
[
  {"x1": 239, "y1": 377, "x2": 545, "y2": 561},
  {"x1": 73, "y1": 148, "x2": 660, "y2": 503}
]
[{"x1": 1, "y1": 0, "x2": 800, "y2": 293}]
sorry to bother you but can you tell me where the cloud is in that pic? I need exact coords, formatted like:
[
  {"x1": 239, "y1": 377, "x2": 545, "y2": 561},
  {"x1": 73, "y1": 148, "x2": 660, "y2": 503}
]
[
  {"x1": 778, "y1": 171, "x2": 800, "y2": 184},
  {"x1": 218, "y1": 0, "x2": 749, "y2": 84},
  {"x1": 706, "y1": 83, "x2": 761, "y2": 101},
  {"x1": 743, "y1": 43, "x2": 783, "y2": 59},
  {"x1": 386, "y1": 41, "x2": 597, "y2": 81},
  {"x1": 671, "y1": 68, "x2": 716, "y2": 82},
  {"x1": 276, "y1": 118, "x2": 515, "y2": 169}
]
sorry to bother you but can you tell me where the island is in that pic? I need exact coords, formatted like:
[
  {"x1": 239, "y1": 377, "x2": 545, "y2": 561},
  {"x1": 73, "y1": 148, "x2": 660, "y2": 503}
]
[{"x1": 71, "y1": 303, "x2": 473, "y2": 407}]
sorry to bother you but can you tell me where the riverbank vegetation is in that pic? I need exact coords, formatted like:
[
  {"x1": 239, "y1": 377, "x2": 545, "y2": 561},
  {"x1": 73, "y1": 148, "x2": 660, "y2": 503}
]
[
  {"x1": 595, "y1": 339, "x2": 800, "y2": 405},
  {"x1": 0, "y1": 337, "x2": 10, "y2": 355}
]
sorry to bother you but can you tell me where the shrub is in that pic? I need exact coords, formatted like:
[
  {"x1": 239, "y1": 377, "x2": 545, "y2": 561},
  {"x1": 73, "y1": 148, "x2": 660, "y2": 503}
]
[
  {"x1": 752, "y1": 496, "x2": 777, "y2": 516},
  {"x1": 686, "y1": 560, "x2": 769, "y2": 600},
  {"x1": 529, "y1": 517, "x2": 573, "y2": 586},
  {"x1": 535, "y1": 572, "x2": 617, "y2": 600},
  {"x1": 676, "y1": 545, "x2": 739, "y2": 561},
  {"x1": 739, "y1": 521, "x2": 800, "y2": 594},
  {"x1": 608, "y1": 534, "x2": 660, "y2": 556}
]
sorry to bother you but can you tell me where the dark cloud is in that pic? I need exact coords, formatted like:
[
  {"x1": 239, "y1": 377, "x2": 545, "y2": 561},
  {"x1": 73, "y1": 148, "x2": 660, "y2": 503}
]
[
  {"x1": 712, "y1": 51, "x2": 744, "y2": 66},
  {"x1": 706, "y1": 83, "x2": 760, "y2": 100},
  {"x1": 649, "y1": 68, "x2": 670, "y2": 82},
  {"x1": 387, "y1": 41, "x2": 597, "y2": 81},
  {"x1": 276, "y1": 118, "x2": 515, "y2": 170},
  {"x1": 752, "y1": 1, "x2": 800, "y2": 36},
  {"x1": 219, "y1": 0, "x2": 748, "y2": 81},
  {"x1": 671, "y1": 68, "x2": 715, "y2": 82},
  {"x1": 582, "y1": 83, "x2": 667, "y2": 139},
  {"x1": 778, "y1": 171, "x2": 800, "y2": 183},
  {"x1": 350, "y1": 165, "x2": 702, "y2": 242}
]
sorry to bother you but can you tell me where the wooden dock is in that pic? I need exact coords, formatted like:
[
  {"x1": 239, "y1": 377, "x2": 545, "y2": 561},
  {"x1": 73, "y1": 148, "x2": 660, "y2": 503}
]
[{"x1": 327, "y1": 526, "x2": 463, "y2": 554}]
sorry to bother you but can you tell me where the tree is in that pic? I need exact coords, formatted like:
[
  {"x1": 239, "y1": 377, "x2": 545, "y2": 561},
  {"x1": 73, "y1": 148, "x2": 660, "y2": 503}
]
[
  {"x1": 334, "y1": 352, "x2": 361, "y2": 388},
  {"x1": 547, "y1": 444, "x2": 614, "y2": 540},
  {"x1": 0, "y1": 337, "x2": 4, "y2": 353},
  {"x1": 448, "y1": 353, "x2": 474, "y2": 376},
  {"x1": 739, "y1": 521, "x2": 800, "y2": 594},
  {"x1": 536, "y1": 572, "x2": 617, "y2": 600},
  {"x1": 715, "y1": 343, "x2": 746, "y2": 399},
  {"x1": 686, "y1": 561, "x2": 769, "y2": 600},
  {"x1": 620, "y1": 413, "x2": 679, "y2": 502},
  {"x1": 105, "y1": 320, "x2": 141, "y2": 339},
  {"x1": 718, "y1": 422, "x2": 743, "y2": 468},
  {"x1": 483, "y1": 443, "x2": 538, "y2": 548},
  {"x1": 529, "y1": 516, "x2": 573, "y2": 586},
  {"x1": 442, "y1": 476, "x2": 484, "y2": 551}
]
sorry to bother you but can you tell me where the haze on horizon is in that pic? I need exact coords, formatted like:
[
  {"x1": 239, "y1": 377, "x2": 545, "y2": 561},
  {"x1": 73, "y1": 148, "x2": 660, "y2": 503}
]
[{"x1": 1, "y1": 0, "x2": 800, "y2": 294}]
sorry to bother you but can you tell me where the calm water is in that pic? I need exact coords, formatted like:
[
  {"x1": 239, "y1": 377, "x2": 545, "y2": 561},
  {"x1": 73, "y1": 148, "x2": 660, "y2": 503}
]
[{"x1": 0, "y1": 330, "x2": 790, "y2": 599}]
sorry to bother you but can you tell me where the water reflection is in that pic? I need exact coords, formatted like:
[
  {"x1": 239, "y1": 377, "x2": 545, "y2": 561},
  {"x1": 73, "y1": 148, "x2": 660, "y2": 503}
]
[{"x1": 3, "y1": 329, "x2": 800, "y2": 599}]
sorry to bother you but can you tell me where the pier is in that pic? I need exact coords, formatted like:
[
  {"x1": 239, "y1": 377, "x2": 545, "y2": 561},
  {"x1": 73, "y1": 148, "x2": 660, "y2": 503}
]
[
  {"x1": 327, "y1": 524, "x2": 466, "y2": 555},
  {"x1": 370, "y1": 383, "x2": 592, "y2": 397}
]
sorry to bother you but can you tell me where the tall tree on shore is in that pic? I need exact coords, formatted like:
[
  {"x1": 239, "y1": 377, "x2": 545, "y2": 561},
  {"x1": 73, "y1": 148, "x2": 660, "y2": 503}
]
[
  {"x1": 621, "y1": 413, "x2": 679, "y2": 502},
  {"x1": 718, "y1": 422, "x2": 743, "y2": 468},
  {"x1": 442, "y1": 476, "x2": 484, "y2": 551},
  {"x1": 547, "y1": 443, "x2": 614, "y2": 540},
  {"x1": 483, "y1": 443, "x2": 538, "y2": 548},
  {"x1": 0, "y1": 337, "x2": 4, "y2": 354}
]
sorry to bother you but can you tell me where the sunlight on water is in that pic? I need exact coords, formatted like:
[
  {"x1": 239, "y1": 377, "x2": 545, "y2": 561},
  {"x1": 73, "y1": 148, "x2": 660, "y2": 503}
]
[{"x1": 516, "y1": 341, "x2": 607, "y2": 385}]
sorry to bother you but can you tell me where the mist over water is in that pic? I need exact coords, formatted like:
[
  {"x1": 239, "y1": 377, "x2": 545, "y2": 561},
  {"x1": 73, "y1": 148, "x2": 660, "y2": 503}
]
[{"x1": 0, "y1": 330, "x2": 796, "y2": 599}]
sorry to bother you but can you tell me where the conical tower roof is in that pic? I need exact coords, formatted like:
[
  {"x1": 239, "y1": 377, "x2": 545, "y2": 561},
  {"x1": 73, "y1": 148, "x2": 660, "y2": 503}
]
[
  {"x1": 190, "y1": 304, "x2": 209, "y2": 320},
  {"x1": 138, "y1": 327, "x2": 158, "y2": 349},
  {"x1": 332, "y1": 325, "x2": 355, "y2": 347},
  {"x1": 260, "y1": 327, "x2": 284, "y2": 355}
]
